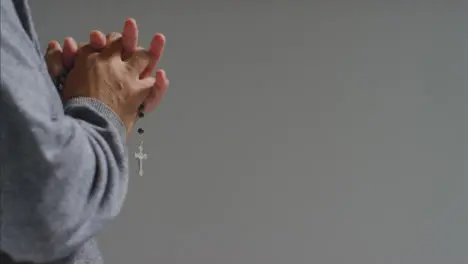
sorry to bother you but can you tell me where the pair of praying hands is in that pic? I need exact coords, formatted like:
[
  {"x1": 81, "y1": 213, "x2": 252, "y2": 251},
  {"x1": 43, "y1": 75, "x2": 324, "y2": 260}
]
[{"x1": 44, "y1": 18, "x2": 169, "y2": 137}]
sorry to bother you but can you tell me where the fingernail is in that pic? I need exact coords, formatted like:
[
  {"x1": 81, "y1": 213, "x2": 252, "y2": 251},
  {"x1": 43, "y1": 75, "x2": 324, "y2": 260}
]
[{"x1": 47, "y1": 41, "x2": 58, "y2": 50}]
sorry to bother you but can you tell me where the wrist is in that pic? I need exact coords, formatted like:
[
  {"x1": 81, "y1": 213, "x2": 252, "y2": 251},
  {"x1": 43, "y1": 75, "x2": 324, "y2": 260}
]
[{"x1": 64, "y1": 97, "x2": 127, "y2": 141}]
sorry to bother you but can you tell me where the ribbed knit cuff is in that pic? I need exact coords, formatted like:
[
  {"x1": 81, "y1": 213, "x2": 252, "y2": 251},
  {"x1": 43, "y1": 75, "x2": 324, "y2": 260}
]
[{"x1": 64, "y1": 97, "x2": 126, "y2": 141}]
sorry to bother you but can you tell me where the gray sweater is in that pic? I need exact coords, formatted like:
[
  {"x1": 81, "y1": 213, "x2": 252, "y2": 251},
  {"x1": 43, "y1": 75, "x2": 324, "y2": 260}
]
[{"x1": 0, "y1": 0, "x2": 129, "y2": 263}]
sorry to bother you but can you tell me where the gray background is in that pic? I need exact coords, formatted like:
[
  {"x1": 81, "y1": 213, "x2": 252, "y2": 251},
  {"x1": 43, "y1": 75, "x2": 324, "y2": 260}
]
[{"x1": 30, "y1": 1, "x2": 467, "y2": 263}]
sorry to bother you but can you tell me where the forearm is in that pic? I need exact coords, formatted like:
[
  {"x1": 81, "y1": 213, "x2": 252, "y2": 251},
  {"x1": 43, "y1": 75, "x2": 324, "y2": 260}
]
[
  {"x1": 0, "y1": 88, "x2": 130, "y2": 262},
  {"x1": 0, "y1": 2, "x2": 130, "y2": 262},
  {"x1": 0, "y1": 85, "x2": 130, "y2": 263}
]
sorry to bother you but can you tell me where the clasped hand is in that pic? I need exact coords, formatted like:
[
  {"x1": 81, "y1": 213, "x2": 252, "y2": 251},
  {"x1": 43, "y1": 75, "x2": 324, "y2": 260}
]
[{"x1": 44, "y1": 18, "x2": 169, "y2": 137}]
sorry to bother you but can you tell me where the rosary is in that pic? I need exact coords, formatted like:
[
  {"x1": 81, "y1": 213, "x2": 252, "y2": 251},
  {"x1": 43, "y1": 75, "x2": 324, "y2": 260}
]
[{"x1": 134, "y1": 104, "x2": 148, "y2": 176}]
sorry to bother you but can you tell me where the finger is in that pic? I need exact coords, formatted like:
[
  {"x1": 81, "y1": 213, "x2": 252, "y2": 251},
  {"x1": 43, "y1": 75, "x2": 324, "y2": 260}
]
[
  {"x1": 106, "y1": 32, "x2": 122, "y2": 43},
  {"x1": 47, "y1": 40, "x2": 62, "y2": 52},
  {"x1": 143, "y1": 69, "x2": 169, "y2": 112},
  {"x1": 140, "y1": 33, "x2": 166, "y2": 78},
  {"x1": 100, "y1": 32, "x2": 124, "y2": 59},
  {"x1": 45, "y1": 40, "x2": 64, "y2": 77},
  {"x1": 89, "y1": 30, "x2": 107, "y2": 50},
  {"x1": 136, "y1": 76, "x2": 156, "y2": 103},
  {"x1": 78, "y1": 42, "x2": 88, "y2": 49},
  {"x1": 122, "y1": 18, "x2": 138, "y2": 59},
  {"x1": 126, "y1": 49, "x2": 154, "y2": 75},
  {"x1": 62, "y1": 37, "x2": 78, "y2": 70},
  {"x1": 138, "y1": 76, "x2": 156, "y2": 90},
  {"x1": 75, "y1": 42, "x2": 97, "y2": 58}
]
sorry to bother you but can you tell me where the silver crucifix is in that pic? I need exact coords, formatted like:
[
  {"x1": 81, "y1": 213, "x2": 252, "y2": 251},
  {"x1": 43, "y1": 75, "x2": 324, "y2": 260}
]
[{"x1": 134, "y1": 141, "x2": 147, "y2": 176}]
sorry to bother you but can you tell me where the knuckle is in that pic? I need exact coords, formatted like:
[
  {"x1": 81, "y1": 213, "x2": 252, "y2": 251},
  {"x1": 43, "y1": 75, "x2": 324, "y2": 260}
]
[
  {"x1": 134, "y1": 50, "x2": 153, "y2": 63},
  {"x1": 107, "y1": 32, "x2": 122, "y2": 40},
  {"x1": 124, "y1": 61, "x2": 140, "y2": 73}
]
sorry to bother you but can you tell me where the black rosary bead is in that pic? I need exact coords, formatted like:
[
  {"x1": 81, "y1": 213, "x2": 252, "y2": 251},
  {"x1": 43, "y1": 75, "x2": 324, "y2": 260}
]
[{"x1": 137, "y1": 104, "x2": 145, "y2": 135}]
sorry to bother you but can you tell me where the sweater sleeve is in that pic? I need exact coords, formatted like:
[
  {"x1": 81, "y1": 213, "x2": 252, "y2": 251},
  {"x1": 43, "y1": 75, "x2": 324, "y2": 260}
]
[{"x1": 0, "y1": 1, "x2": 130, "y2": 262}]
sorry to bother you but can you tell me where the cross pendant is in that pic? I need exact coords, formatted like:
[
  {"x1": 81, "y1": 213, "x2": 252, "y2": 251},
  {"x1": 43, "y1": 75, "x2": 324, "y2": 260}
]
[{"x1": 134, "y1": 141, "x2": 148, "y2": 176}]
